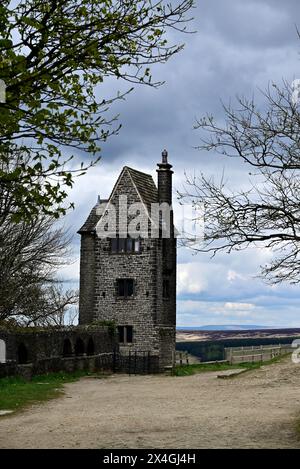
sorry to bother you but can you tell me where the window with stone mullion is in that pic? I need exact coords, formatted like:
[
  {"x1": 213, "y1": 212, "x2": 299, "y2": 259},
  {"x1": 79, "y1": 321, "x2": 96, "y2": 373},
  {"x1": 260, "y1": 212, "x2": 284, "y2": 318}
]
[{"x1": 111, "y1": 236, "x2": 140, "y2": 253}]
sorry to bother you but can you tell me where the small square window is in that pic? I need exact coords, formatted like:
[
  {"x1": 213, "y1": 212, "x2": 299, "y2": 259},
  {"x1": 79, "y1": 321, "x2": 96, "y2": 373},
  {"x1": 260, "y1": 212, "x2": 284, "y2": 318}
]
[
  {"x1": 118, "y1": 326, "x2": 133, "y2": 344},
  {"x1": 117, "y1": 279, "x2": 134, "y2": 298}
]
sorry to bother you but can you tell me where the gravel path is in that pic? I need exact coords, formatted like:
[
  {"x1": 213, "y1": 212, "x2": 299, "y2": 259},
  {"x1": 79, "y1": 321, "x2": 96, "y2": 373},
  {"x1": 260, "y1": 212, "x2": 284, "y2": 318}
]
[{"x1": 1, "y1": 357, "x2": 300, "y2": 448}]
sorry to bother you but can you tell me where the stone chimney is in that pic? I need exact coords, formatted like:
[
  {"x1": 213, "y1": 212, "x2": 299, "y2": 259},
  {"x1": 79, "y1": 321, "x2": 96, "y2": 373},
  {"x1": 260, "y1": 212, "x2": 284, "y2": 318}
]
[{"x1": 157, "y1": 149, "x2": 173, "y2": 205}]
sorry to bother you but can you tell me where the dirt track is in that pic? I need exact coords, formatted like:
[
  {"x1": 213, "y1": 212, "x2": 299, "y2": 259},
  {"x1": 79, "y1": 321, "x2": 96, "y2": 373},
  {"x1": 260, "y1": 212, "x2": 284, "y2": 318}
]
[{"x1": 1, "y1": 357, "x2": 300, "y2": 448}]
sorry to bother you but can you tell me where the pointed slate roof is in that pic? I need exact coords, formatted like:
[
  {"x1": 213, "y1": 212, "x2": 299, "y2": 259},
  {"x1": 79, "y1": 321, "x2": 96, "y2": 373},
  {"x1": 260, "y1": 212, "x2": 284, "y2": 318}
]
[
  {"x1": 125, "y1": 166, "x2": 158, "y2": 212},
  {"x1": 77, "y1": 199, "x2": 108, "y2": 234},
  {"x1": 78, "y1": 166, "x2": 158, "y2": 234}
]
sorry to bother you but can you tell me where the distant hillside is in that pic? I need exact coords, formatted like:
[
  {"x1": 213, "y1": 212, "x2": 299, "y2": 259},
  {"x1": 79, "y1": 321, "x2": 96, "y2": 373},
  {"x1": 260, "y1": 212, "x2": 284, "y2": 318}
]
[
  {"x1": 177, "y1": 325, "x2": 272, "y2": 331},
  {"x1": 176, "y1": 327, "x2": 300, "y2": 343}
]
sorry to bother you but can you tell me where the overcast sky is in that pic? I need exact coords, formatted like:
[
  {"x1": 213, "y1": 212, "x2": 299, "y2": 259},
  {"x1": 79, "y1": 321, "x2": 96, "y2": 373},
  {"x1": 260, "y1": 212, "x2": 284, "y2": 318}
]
[{"x1": 59, "y1": 0, "x2": 300, "y2": 328}]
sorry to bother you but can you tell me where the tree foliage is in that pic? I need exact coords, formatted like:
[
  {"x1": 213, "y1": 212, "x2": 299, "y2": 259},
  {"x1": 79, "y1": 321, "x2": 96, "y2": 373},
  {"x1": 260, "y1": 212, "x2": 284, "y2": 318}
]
[
  {"x1": 180, "y1": 82, "x2": 300, "y2": 284},
  {"x1": 0, "y1": 211, "x2": 78, "y2": 325},
  {"x1": 0, "y1": 0, "x2": 194, "y2": 219},
  {"x1": 0, "y1": 155, "x2": 78, "y2": 325}
]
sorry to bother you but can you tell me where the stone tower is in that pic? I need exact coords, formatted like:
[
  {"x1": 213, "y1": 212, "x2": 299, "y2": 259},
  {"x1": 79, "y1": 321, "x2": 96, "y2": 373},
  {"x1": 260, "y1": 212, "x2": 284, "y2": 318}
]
[{"x1": 78, "y1": 151, "x2": 176, "y2": 369}]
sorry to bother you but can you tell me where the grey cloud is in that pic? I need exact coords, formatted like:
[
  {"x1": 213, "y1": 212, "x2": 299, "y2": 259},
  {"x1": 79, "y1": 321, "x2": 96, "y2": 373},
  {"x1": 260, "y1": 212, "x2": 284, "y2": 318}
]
[
  {"x1": 199, "y1": 0, "x2": 300, "y2": 49},
  {"x1": 61, "y1": 0, "x2": 300, "y2": 327}
]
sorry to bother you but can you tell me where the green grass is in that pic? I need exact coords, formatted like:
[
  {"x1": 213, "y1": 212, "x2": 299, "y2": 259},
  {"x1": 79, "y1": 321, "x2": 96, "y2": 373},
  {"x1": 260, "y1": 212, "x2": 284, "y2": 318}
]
[
  {"x1": 0, "y1": 370, "x2": 105, "y2": 414},
  {"x1": 172, "y1": 353, "x2": 291, "y2": 376}
]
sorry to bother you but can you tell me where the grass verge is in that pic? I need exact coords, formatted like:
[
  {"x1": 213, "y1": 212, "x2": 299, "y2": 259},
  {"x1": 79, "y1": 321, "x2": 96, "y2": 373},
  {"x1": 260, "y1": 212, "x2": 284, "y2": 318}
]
[
  {"x1": 172, "y1": 353, "x2": 291, "y2": 376},
  {"x1": 0, "y1": 370, "x2": 104, "y2": 414}
]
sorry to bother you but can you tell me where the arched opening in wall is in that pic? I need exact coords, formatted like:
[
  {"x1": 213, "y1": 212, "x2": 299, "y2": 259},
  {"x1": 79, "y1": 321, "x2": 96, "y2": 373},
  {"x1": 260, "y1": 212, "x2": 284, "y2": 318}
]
[
  {"x1": 0, "y1": 339, "x2": 6, "y2": 363},
  {"x1": 87, "y1": 338, "x2": 95, "y2": 356},
  {"x1": 17, "y1": 343, "x2": 28, "y2": 364},
  {"x1": 63, "y1": 338, "x2": 73, "y2": 357},
  {"x1": 75, "y1": 338, "x2": 85, "y2": 356}
]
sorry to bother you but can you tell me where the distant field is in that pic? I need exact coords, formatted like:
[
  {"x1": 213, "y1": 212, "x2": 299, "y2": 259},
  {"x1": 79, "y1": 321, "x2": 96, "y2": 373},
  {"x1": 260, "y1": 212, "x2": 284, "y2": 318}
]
[
  {"x1": 176, "y1": 328, "x2": 300, "y2": 343},
  {"x1": 176, "y1": 328, "x2": 300, "y2": 362}
]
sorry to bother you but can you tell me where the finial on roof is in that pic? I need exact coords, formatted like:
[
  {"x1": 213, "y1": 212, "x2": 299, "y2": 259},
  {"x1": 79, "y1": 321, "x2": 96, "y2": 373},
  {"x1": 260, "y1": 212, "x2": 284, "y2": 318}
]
[
  {"x1": 97, "y1": 194, "x2": 101, "y2": 204},
  {"x1": 162, "y1": 149, "x2": 168, "y2": 164}
]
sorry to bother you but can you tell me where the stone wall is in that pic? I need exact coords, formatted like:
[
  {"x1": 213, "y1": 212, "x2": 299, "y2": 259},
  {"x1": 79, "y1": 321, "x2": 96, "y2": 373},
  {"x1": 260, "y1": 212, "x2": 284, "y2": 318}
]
[
  {"x1": 0, "y1": 326, "x2": 117, "y2": 376},
  {"x1": 0, "y1": 325, "x2": 163, "y2": 378}
]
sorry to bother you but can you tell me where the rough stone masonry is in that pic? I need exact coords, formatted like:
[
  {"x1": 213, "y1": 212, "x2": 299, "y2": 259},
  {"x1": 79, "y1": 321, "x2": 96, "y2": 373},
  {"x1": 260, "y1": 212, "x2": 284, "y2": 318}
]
[{"x1": 78, "y1": 151, "x2": 177, "y2": 369}]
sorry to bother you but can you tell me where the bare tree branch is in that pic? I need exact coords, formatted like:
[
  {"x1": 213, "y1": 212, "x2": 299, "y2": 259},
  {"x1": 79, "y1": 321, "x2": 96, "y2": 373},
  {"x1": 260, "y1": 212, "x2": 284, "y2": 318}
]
[{"x1": 179, "y1": 81, "x2": 300, "y2": 284}]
